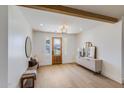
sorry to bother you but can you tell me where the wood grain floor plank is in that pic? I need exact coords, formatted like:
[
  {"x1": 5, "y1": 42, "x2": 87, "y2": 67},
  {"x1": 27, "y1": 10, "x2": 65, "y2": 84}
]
[{"x1": 35, "y1": 63, "x2": 123, "y2": 88}]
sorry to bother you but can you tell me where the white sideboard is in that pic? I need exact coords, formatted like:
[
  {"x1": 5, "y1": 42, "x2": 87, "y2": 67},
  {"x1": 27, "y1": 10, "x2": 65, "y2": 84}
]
[{"x1": 77, "y1": 57, "x2": 102, "y2": 73}]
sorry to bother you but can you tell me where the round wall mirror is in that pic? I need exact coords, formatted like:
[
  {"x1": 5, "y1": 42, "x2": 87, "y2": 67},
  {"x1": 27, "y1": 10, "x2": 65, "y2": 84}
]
[{"x1": 25, "y1": 36, "x2": 32, "y2": 58}]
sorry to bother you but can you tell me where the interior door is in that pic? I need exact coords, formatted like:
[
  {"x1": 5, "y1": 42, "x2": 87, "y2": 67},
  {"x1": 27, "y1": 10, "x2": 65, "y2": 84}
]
[{"x1": 52, "y1": 37, "x2": 62, "y2": 65}]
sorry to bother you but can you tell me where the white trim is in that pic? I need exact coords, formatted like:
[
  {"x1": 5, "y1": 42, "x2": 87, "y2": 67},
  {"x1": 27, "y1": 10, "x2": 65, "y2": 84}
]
[{"x1": 101, "y1": 72, "x2": 122, "y2": 84}]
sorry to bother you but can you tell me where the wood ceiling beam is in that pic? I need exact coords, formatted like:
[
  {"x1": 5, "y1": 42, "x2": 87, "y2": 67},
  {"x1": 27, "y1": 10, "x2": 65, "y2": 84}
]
[{"x1": 21, "y1": 5, "x2": 119, "y2": 23}]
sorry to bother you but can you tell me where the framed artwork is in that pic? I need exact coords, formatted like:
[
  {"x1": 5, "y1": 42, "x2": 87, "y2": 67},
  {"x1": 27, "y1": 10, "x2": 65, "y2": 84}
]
[
  {"x1": 88, "y1": 46, "x2": 96, "y2": 58},
  {"x1": 45, "y1": 39, "x2": 50, "y2": 54}
]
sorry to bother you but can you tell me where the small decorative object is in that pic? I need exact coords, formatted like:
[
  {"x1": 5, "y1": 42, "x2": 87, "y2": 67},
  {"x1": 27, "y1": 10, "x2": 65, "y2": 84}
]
[
  {"x1": 25, "y1": 36, "x2": 32, "y2": 58},
  {"x1": 80, "y1": 48, "x2": 84, "y2": 57},
  {"x1": 85, "y1": 42, "x2": 92, "y2": 47}
]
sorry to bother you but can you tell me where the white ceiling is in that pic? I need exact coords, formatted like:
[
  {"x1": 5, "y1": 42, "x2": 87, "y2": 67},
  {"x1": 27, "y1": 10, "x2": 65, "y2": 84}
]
[
  {"x1": 19, "y1": 6, "x2": 105, "y2": 34},
  {"x1": 65, "y1": 5, "x2": 124, "y2": 19},
  {"x1": 19, "y1": 5, "x2": 124, "y2": 34}
]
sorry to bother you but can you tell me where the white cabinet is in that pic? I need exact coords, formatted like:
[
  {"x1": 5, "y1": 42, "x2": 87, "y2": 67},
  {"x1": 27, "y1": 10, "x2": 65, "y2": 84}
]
[{"x1": 77, "y1": 57, "x2": 102, "y2": 73}]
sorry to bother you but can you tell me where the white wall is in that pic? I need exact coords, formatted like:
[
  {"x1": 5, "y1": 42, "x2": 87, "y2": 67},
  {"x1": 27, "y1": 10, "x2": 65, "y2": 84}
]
[
  {"x1": 76, "y1": 21, "x2": 122, "y2": 83},
  {"x1": 0, "y1": 6, "x2": 8, "y2": 88},
  {"x1": 8, "y1": 6, "x2": 32, "y2": 87},
  {"x1": 122, "y1": 17, "x2": 124, "y2": 83},
  {"x1": 33, "y1": 31, "x2": 77, "y2": 66}
]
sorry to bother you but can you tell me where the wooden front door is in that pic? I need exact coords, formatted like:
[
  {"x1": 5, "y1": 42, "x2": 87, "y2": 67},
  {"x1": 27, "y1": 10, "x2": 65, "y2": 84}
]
[{"x1": 52, "y1": 37, "x2": 62, "y2": 65}]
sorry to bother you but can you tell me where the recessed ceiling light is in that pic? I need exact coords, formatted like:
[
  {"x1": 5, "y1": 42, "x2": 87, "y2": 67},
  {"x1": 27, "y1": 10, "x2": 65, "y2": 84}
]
[{"x1": 40, "y1": 24, "x2": 44, "y2": 26}]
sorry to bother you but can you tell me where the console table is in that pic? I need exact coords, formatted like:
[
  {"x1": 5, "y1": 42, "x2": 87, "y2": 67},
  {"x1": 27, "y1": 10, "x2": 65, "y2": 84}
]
[
  {"x1": 77, "y1": 57, "x2": 102, "y2": 73},
  {"x1": 21, "y1": 73, "x2": 35, "y2": 88}
]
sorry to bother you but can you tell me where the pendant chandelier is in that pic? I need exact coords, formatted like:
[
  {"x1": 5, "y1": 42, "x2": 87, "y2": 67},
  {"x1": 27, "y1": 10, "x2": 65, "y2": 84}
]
[{"x1": 58, "y1": 24, "x2": 69, "y2": 34}]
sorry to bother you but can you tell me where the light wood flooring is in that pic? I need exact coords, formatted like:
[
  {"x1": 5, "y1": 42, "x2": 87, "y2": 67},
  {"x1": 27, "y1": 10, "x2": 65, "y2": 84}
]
[{"x1": 35, "y1": 63, "x2": 123, "y2": 88}]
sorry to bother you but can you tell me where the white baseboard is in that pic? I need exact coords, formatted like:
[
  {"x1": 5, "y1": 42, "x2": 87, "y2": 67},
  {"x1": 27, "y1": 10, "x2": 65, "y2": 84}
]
[{"x1": 101, "y1": 72, "x2": 122, "y2": 84}]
